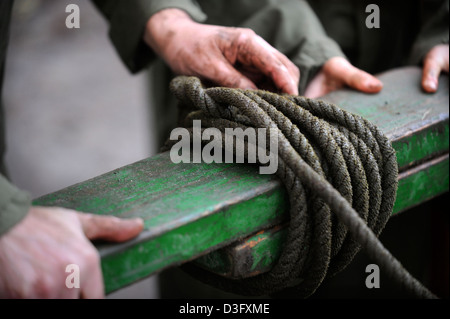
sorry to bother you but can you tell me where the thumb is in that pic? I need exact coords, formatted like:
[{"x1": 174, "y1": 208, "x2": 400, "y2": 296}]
[
  {"x1": 344, "y1": 67, "x2": 383, "y2": 93},
  {"x1": 77, "y1": 213, "x2": 144, "y2": 242},
  {"x1": 422, "y1": 45, "x2": 449, "y2": 93},
  {"x1": 326, "y1": 57, "x2": 383, "y2": 93}
]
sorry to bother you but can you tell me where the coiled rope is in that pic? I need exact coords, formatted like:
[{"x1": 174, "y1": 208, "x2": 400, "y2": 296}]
[{"x1": 166, "y1": 75, "x2": 437, "y2": 299}]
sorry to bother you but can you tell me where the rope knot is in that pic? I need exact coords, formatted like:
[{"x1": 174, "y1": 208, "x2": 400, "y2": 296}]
[{"x1": 168, "y1": 76, "x2": 436, "y2": 299}]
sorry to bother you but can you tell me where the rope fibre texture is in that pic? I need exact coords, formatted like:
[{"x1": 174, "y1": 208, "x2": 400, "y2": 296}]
[{"x1": 168, "y1": 75, "x2": 437, "y2": 299}]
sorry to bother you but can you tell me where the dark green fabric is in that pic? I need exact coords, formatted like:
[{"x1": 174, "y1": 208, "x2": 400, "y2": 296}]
[
  {"x1": 409, "y1": 0, "x2": 450, "y2": 65},
  {"x1": 0, "y1": 0, "x2": 31, "y2": 236},
  {"x1": 91, "y1": 0, "x2": 207, "y2": 73}
]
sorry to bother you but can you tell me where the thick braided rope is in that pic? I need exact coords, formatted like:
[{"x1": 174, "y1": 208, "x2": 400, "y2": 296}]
[{"x1": 168, "y1": 76, "x2": 437, "y2": 299}]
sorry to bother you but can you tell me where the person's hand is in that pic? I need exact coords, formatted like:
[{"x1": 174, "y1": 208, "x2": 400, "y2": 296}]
[
  {"x1": 0, "y1": 206, "x2": 143, "y2": 298},
  {"x1": 304, "y1": 57, "x2": 383, "y2": 98},
  {"x1": 421, "y1": 44, "x2": 449, "y2": 93},
  {"x1": 144, "y1": 8, "x2": 300, "y2": 95}
]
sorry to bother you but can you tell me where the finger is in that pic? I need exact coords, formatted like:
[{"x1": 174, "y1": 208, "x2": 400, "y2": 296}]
[
  {"x1": 304, "y1": 72, "x2": 334, "y2": 98},
  {"x1": 422, "y1": 45, "x2": 449, "y2": 93},
  {"x1": 207, "y1": 58, "x2": 258, "y2": 90},
  {"x1": 422, "y1": 57, "x2": 441, "y2": 92},
  {"x1": 326, "y1": 58, "x2": 382, "y2": 93},
  {"x1": 251, "y1": 37, "x2": 299, "y2": 95},
  {"x1": 345, "y1": 68, "x2": 383, "y2": 93},
  {"x1": 77, "y1": 213, "x2": 144, "y2": 242},
  {"x1": 238, "y1": 34, "x2": 299, "y2": 95},
  {"x1": 273, "y1": 49, "x2": 301, "y2": 91}
]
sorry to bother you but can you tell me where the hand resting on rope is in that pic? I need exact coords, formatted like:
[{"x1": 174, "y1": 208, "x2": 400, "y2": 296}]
[{"x1": 144, "y1": 8, "x2": 300, "y2": 95}]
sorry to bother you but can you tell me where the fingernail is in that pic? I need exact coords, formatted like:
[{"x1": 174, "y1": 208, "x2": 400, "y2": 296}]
[{"x1": 425, "y1": 79, "x2": 437, "y2": 91}]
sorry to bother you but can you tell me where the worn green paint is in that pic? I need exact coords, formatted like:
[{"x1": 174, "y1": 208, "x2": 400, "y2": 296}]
[
  {"x1": 393, "y1": 122, "x2": 449, "y2": 171},
  {"x1": 101, "y1": 188, "x2": 287, "y2": 293},
  {"x1": 32, "y1": 67, "x2": 448, "y2": 293},
  {"x1": 34, "y1": 153, "x2": 285, "y2": 234},
  {"x1": 393, "y1": 155, "x2": 449, "y2": 214}
]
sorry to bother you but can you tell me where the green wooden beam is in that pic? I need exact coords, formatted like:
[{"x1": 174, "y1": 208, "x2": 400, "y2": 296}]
[
  {"x1": 33, "y1": 67, "x2": 448, "y2": 293},
  {"x1": 33, "y1": 153, "x2": 289, "y2": 293}
]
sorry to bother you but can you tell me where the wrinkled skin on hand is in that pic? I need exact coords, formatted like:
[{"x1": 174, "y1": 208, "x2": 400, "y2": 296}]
[
  {"x1": 0, "y1": 206, "x2": 143, "y2": 298},
  {"x1": 144, "y1": 9, "x2": 300, "y2": 95}
]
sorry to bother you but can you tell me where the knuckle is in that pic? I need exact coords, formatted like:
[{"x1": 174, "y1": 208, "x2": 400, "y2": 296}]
[
  {"x1": 240, "y1": 27, "x2": 256, "y2": 36},
  {"x1": 235, "y1": 28, "x2": 256, "y2": 43},
  {"x1": 28, "y1": 275, "x2": 57, "y2": 299}
]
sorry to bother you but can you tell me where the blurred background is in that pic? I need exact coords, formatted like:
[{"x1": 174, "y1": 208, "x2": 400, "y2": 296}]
[{"x1": 3, "y1": 0, "x2": 159, "y2": 298}]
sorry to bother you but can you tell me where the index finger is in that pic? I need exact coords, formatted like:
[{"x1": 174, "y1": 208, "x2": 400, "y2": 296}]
[
  {"x1": 422, "y1": 46, "x2": 449, "y2": 93},
  {"x1": 77, "y1": 212, "x2": 144, "y2": 242},
  {"x1": 239, "y1": 34, "x2": 299, "y2": 95}
]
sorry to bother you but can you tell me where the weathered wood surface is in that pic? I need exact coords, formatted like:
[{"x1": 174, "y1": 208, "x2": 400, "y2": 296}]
[{"x1": 33, "y1": 67, "x2": 449, "y2": 293}]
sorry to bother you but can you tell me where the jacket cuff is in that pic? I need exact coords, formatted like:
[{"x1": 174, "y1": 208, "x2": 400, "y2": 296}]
[
  {"x1": 292, "y1": 39, "x2": 346, "y2": 95},
  {"x1": 93, "y1": 0, "x2": 207, "y2": 73},
  {"x1": 408, "y1": 32, "x2": 449, "y2": 66},
  {"x1": 0, "y1": 174, "x2": 30, "y2": 236},
  {"x1": 408, "y1": 0, "x2": 449, "y2": 65}
]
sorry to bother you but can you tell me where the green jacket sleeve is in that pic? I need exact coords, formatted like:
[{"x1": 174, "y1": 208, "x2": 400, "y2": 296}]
[
  {"x1": 0, "y1": 1, "x2": 30, "y2": 237},
  {"x1": 236, "y1": 0, "x2": 346, "y2": 94},
  {"x1": 409, "y1": 0, "x2": 449, "y2": 65},
  {"x1": 91, "y1": 0, "x2": 207, "y2": 73},
  {"x1": 0, "y1": 174, "x2": 30, "y2": 236}
]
